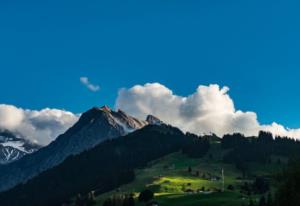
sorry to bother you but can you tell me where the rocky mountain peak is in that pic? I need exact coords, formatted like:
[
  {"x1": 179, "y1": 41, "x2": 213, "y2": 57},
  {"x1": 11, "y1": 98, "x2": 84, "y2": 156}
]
[
  {"x1": 146, "y1": 115, "x2": 163, "y2": 125},
  {"x1": 100, "y1": 105, "x2": 112, "y2": 112}
]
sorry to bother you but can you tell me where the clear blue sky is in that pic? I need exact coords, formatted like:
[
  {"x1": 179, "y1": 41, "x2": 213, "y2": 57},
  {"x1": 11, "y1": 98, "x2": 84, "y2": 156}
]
[{"x1": 0, "y1": 0, "x2": 299, "y2": 127}]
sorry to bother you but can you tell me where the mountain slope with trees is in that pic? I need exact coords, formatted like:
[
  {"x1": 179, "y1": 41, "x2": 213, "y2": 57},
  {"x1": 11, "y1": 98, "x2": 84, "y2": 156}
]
[
  {"x1": 93, "y1": 132, "x2": 300, "y2": 206},
  {"x1": 0, "y1": 124, "x2": 210, "y2": 206}
]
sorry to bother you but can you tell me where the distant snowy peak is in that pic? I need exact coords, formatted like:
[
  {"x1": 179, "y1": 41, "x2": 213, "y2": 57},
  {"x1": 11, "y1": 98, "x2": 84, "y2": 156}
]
[
  {"x1": 1, "y1": 141, "x2": 28, "y2": 153},
  {"x1": 0, "y1": 147, "x2": 26, "y2": 164},
  {"x1": 0, "y1": 131, "x2": 40, "y2": 164}
]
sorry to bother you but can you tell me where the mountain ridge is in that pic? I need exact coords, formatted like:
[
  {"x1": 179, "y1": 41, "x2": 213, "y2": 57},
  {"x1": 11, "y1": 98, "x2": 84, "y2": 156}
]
[{"x1": 0, "y1": 106, "x2": 151, "y2": 192}]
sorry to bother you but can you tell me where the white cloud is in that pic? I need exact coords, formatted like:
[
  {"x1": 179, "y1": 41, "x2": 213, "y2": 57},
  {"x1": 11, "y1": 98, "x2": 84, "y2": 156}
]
[
  {"x1": 2, "y1": 82, "x2": 299, "y2": 146},
  {"x1": 0, "y1": 105, "x2": 24, "y2": 130},
  {"x1": 80, "y1": 77, "x2": 100, "y2": 92},
  {"x1": 0, "y1": 104, "x2": 79, "y2": 145},
  {"x1": 115, "y1": 83, "x2": 300, "y2": 139}
]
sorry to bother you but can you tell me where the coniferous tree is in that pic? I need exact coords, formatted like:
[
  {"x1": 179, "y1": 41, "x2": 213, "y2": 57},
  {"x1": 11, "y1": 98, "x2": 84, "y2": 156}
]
[
  {"x1": 274, "y1": 159, "x2": 300, "y2": 206},
  {"x1": 249, "y1": 199, "x2": 254, "y2": 206},
  {"x1": 259, "y1": 196, "x2": 266, "y2": 206},
  {"x1": 128, "y1": 194, "x2": 135, "y2": 206},
  {"x1": 267, "y1": 193, "x2": 273, "y2": 206},
  {"x1": 103, "y1": 198, "x2": 113, "y2": 206}
]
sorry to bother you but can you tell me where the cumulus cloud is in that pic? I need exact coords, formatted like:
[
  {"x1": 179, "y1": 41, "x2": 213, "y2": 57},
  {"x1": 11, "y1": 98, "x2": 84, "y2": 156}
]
[
  {"x1": 0, "y1": 105, "x2": 24, "y2": 131},
  {"x1": 80, "y1": 77, "x2": 100, "y2": 92},
  {"x1": 0, "y1": 104, "x2": 79, "y2": 145},
  {"x1": 115, "y1": 83, "x2": 300, "y2": 139}
]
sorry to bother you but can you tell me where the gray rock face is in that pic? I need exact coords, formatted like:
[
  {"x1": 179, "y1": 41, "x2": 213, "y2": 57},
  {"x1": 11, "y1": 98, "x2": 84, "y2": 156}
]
[
  {"x1": 0, "y1": 106, "x2": 148, "y2": 192},
  {"x1": 0, "y1": 131, "x2": 40, "y2": 164},
  {"x1": 146, "y1": 115, "x2": 163, "y2": 125}
]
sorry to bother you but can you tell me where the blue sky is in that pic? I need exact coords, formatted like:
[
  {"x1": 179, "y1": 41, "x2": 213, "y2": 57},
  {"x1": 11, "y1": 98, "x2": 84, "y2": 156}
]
[{"x1": 0, "y1": 0, "x2": 299, "y2": 128}]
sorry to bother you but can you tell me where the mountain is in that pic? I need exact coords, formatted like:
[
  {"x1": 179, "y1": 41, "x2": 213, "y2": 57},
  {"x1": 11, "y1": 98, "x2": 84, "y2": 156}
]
[
  {"x1": 0, "y1": 124, "x2": 201, "y2": 206},
  {"x1": 0, "y1": 106, "x2": 149, "y2": 192},
  {"x1": 2, "y1": 130, "x2": 298, "y2": 206},
  {"x1": 0, "y1": 130, "x2": 40, "y2": 164}
]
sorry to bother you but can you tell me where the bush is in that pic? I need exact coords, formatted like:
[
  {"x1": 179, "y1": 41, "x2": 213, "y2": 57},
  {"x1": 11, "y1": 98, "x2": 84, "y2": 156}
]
[
  {"x1": 138, "y1": 189, "x2": 154, "y2": 203},
  {"x1": 227, "y1": 185, "x2": 235, "y2": 191}
]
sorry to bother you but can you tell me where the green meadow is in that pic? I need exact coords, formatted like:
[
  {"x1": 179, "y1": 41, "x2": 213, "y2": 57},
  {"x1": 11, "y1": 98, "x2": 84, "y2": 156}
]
[{"x1": 95, "y1": 144, "x2": 282, "y2": 206}]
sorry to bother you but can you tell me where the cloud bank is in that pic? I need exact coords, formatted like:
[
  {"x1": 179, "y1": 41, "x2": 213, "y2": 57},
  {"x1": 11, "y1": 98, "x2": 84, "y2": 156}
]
[
  {"x1": 1, "y1": 82, "x2": 299, "y2": 146},
  {"x1": 116, "y1": 83, "x2": 300, "y2": 139},
  {"x1": 0, "y1": 104, "x2": 79, "y2": 145},
  {"x1": 80, "y1": 77, "x2": 100, "y2": 92}
]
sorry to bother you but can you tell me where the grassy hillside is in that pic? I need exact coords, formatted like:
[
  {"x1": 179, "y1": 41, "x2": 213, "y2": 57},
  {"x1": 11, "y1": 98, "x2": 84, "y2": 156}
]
[{"x1": 94, "y1": 143, "x2": 283, "y2": 206}]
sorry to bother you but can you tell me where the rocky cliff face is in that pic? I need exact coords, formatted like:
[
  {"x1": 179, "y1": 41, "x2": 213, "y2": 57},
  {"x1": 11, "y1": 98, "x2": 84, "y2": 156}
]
[{"x1": 146, "y1": 114, "x2": 164, "y2": 125}]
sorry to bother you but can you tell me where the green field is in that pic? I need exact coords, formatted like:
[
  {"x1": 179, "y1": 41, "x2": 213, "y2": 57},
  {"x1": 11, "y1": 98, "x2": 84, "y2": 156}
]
[{"x1": 94, "y1": 144, "x2": 282, "y2": 206}]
